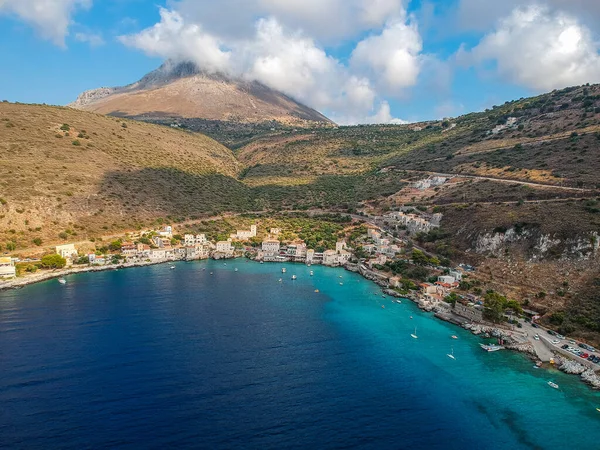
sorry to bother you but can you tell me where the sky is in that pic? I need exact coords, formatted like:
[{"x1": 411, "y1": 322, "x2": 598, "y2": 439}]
[{"x1": 1, "y1": 0, "x2": 600, "y2": 124}]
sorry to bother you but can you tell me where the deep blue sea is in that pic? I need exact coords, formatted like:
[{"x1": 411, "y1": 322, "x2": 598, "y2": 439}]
[{"x1": 1, "y1": 260, "x2": 599, "y2": 449}]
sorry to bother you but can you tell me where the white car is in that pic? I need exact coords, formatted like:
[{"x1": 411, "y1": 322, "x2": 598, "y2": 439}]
[
  {"x1": 534, "y1": 334, "x2": 540, "y2": 340},
  {"x1": 552, "y1": 340, "x2": 560, "y2": 345},
  {"x1": 556, "y1": 334, "x2": 565, "y2": 340}
]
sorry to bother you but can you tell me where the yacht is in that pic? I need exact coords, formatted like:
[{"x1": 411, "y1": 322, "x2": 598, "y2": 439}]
[{"x1": 447, "y1": 347, "x2": 455, "y2": 360}]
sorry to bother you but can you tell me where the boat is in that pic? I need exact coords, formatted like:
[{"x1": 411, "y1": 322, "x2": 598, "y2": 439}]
[
  {"x1": 410, "y1": 316, "x2": 413, "y2": 320},
  {"x1": 234, "y1": 268, "x2": 238, "y2": 272},
  {"x1": 278, "y1": 278, "x2": 282, "y2": 282},
  {"x1": 411, "y1": 327, "x2": 418, "y2": 339},
  {"x1": 451, "y1": 335, "x2": 458, "y2": 340},
  {"x1": 282, "y1": 268, "x2": 287, "y2": 273},
  {"x1": 260, "y1": 261, "x2": 264, "y2": 264},
  {"x1": 170, "y1": 266, "x2": 175, "y2": 270},
  {"x1": 310, "y1": 271, "x2": 314, "y2": 276},
  {"x1": 596, "y1": 408, "x2": 600, "y2": 412},
  {"x1": 291, "y1": 275, "x2": 297, "y2": 280},
  {"x1": 314, "y1": 289, "x2": 320, "y2": 293},
  {"x1": 547, "y1": 381, "x2": 559, "y2": 389},
  {"x1": 58, "y1": 278, "x2": 67, "y2": 285},
  {"x1": 339, "y1": 282, "x2": 344, "y2": 286},
  {"x1": 447, "y1": 347, "x2": 455, "y2": 360},
  {"x1": 480, "y1": 343, "x2": 505, "y2": 352},
  {"x1": 382, "y1": 305, "x2": 385, "y2": 309}
]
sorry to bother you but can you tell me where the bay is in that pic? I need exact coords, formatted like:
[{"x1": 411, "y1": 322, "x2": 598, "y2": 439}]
[{"x1": 1, "y1": 260, "x2": 599, "y2": 449}]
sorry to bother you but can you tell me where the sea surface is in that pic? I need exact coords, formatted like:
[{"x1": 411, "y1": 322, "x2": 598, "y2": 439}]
[{"x1": 1, "y1": 261, "x2": 599, "y2": 449}]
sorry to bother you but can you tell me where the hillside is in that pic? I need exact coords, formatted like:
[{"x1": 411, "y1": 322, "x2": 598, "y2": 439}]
[
  {"x1": 0, "y1": 102, "x2": 251, "y2": 249},
  {"x1": 69, "y1": 61, "x2": 333, "y2": 131}
]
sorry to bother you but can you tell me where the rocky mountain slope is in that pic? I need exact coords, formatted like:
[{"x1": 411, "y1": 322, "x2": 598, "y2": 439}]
[{"x1": 69, "y1": 61, "x2": 332, "y2": 128}]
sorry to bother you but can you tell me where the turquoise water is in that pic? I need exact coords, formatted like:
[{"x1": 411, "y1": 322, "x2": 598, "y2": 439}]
[{"x1": 1, "y1": 260, "x2": 599, "y2": 449}]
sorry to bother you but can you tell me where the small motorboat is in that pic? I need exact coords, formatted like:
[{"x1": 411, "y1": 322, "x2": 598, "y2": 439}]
[
  {"x1": 480, "y1": 344, "x2": 505, "y2": 352},
  {"x1": 234, "y1": 268, "x2": 238, "y2": 272},
  {"x1": 339, "y1": 282, "x2": 344, "y2": 286},
  {"x1": 310, "y1": 271, "x2": 314, "y2": 276},
  {"x1": 411, "y1": 327, "x2": 418, "y2": 339},
  {"x1": 291, "y1": 275, "x2": 297, "y2": 280},
  {"x1": 596, "y1": 408, "x2": 600, "y2": 413},
  {"x1": 170, "y1": 266, "x2": 176, "y2": 270},
  {"x1": 282, "y1": 268, "x2": 287, "y2": 273},
  {"x1": 260, "y1": 261, "x2": 264, "y2": 264},
  {"x1": 210, "y1": 272, "x2": 213, "y2": 275},
  {"x1": 278, "y1": 278, "x2": 282, "y2": 282},
  {"x1": 410, "y1": 316, "x2": 413, "y2": 320},
  {"x1": 58, "y1": 278, "x2": 67, "y2": 285},
  {"x1": 447, "y1": 347, "x2": 455, "y2": 360},
  {"x1": 451, "y1": 335, "x2": 458, "y2": 340},
  {"x1": 314, "y1": 289, "x2": 320, "y2": 293},
  {"x1": 548, "y1": 381, "x2": 559, "y2": 389},
  {"x1": 382, "y1": 305, "x2": 385, "y2": 309}
]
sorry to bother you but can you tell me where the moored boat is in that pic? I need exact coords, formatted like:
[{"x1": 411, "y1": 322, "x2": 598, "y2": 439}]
[
  {"x1": 548, "y1": 381, "x2": 559, "y2": 389},
  {"x1": 58, "y1": 278, "x2": 67, "y2": 285},
  {"x1": 282, "y1": 268, "x2": 287, "y2": 273},
  {"x1": 480, "y1": 343, "x2": 505, "y2": 352},
  {"x1": 451, "y1": 335, "x2": 458, "y2": 340},
  {"x1": 291, "y1": 275, "x2": 297, "y2": 280}
]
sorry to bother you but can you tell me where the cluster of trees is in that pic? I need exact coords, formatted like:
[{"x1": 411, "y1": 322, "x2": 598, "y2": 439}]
[
  {"x1": 483, "y1": 291, "x2": 523, "y2": 323},
  {"x1": 41, "y1": 254, "x2": 66, "y2": 269}
]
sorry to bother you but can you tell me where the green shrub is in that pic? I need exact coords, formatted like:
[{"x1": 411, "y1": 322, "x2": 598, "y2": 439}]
[
  {"x1": 41, "y1": 254, "x2": 67, "y2": 269},
  {"x1": 60, "y1": 124, "x2": 70, "y2": 131},
  {"x1": 72, "y1": 140, "x2": 81, "y2": 146},
  {"x1": 32, "y1": 238, "x2": 43, "y2": 246}
]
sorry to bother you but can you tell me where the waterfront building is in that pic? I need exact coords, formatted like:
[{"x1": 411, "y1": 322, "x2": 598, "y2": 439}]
[
  {"x1": 216, "y1": 240, "x2": 234, "y2": 255},
  {"x1": 184, "y1": 234, "x2": 207, "y2": 246},
  {"x1": 56, "y1": 244, "x2": 78, "y2": 260},
  {"x1": 262, "y1": 239, "x2": 281, "y2": 254},
  {"x1": 0, "y1": 257, "x2": 16, "y2": 278}
]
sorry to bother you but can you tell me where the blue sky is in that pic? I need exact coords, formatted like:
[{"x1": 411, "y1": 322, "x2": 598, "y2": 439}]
[{"x1": 1, "y1": 0, "x2": 599, "y2": 124}]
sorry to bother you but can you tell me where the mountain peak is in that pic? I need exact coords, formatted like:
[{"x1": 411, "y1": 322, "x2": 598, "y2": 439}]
[{"x1": 69, "y1": 61, "x2": 333, "y2": 125}]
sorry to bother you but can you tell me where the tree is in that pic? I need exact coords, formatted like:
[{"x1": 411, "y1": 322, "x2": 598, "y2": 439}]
[
  {"x1": 411, "y1": 249, "x2": 430, "y2": 266},
  {"x1": 108, "y1": 240, "x2": 122, "y2": 252},
  {"x1": 483, "y1": 291, "x2": 508, "y2": 323},
  {"x1": 32, "y1": 238, "x2": 43, "y2": 246},
  {"x1": 41, "y1": 254, "x2": 67, "y2": 269}
]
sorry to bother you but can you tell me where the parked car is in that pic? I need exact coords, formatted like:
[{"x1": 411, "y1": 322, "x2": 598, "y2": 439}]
[
  {"x1": 552, "y1": 340, "x2": 560, "y2": 345},
  {"x1": 588, "y1": 355, "x2": 595, "y2": 361},
  {"x1": 579, "y1": 343, "x2": 587, "y2": 349},
  {"x1": 534, "y1": 334, "x2": 540, "y2": 340},
  {"x1": 531, "y1": 323, "x2": 539, "y2": 328},
  {"x1": 561, "y1": 344, "x2": 569, "y2": 349},
  {"x1": 556, "y1": 334, "x2": 565, "y2": 340},
  {"x1": 568, "y1": 340, "x2": 576, "y2": 345},
  {"x1": 581, "y1": 353, "x2": 589, "y2": 359},
  {"x1": 547, "y1": 330, "x2": 556, "y2": 336}
]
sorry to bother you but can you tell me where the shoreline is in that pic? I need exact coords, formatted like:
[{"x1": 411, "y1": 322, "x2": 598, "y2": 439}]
[{"x1": 2, "y1": 256, "x2": 599, "y2": 390}]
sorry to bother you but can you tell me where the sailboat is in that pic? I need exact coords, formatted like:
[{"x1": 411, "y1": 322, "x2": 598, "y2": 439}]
[
  {"x1": 447, "y1": 347, "x2": 455, "y2": 360},
  {"x1": 411, "y1": 327, "x2": 418, "y2": 339}
]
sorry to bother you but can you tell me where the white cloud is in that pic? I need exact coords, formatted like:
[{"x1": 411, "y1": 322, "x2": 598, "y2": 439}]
[
  {"x1": 74, "y1": 31, "x2": 104, "y2": 47},
  {"x1": 119, "y1": 8, "x2": 231, "y2": 73},
  {"x1": 459, "y1": 5, "x2": 600, "y2": 91},
  {"x1": 351, "y1": 15, "x2": 423, "y2": 94},
  {"x1": 0, "y1": 0, "x2": 91, "y2": 47},
  {"x1": 333, "y1": 101, "x2": 409, "y2": 125}
]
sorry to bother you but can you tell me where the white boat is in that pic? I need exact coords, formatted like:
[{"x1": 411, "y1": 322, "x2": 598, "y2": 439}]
[
  {"x1": 451, "y1": 335, "x2": 458, "y2": 340},
  {"x1": 480, "y1": 343, "x2": 505, "y2": 352},
  {"x1": 58, "y1": 278, "x2": 67, "y2": 285},
  {"x1": 234, "y1": 268, "x2": 238, "y2": 272},
  {"x1": 278, "y1": 278, "x2": 282, "y2": 282},
  {"x1": 282, "y1": 268, "x2": 287, "y2": 273},
  {"x1": 411, "y1": 327, "x2": 418, "y2": 339},
  {"x1": 310, "y1": 271, "x2": 314, "y2": 276},
  {"x1": 548, "y1": 381, "x2": 559, "y2": 389},
  {"x1": 291, "y1": 275, "x2": 297, "y2": 280},
  {"x1": 170, "y1": 266, "x2": 175, "y2": 270},
  {"x1": 447, "y1": 347, "x2": 455, "y2": 360}
]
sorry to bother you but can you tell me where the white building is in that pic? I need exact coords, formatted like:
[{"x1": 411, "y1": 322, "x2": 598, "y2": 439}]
[
  {"x1": 438, "y1": 275, "x2": 456, "y2": 285},
  {"x1": 216, "y1": 240, "x2": 234, "y2": 254},
  {"x1": 336, "y1": 241, "x2": 347, "y2": 253},
  {"x1": 184, "y1": 234, "x2": 207, "y2": 246},
  {"x1": 158, "y1": 226, "x2": 173, "y2": 238},
  {"x1": 231, "y1": 225, "x2": 257, "y2": 240},
  {"x1": 262, "y1": 239, "x2": 281, "y2": 254},
  {"x1": 56, "y1": 244, "x2": 77, "y2": 259},
  {"x1": 0, "y1": 257, "x2": 16, "y2": 278},
  {"x1": 449, "y1": 270, "x2": 463, "y2": 282}
]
